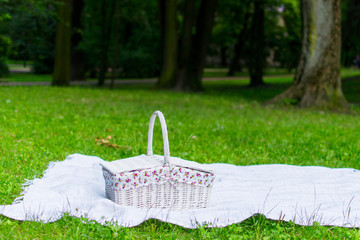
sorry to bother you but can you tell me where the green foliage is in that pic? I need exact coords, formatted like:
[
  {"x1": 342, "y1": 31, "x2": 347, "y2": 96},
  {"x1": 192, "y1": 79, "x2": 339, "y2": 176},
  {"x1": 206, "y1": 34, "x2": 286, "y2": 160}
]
[
  {"x1": 211, "y1": 0, "x2": 250, "y2": 49},
  {"x1": 341, "y1": 0, "x2": 360, "y2": 66},
  {"x1": 0, "y1": 1, "x2": 12, "y2": 72},
  {"x1": 0, "y1": 35, "x2": 10, "y2": 77},
  {"x1": 271, "y1": 0, "x2": 301, "y2": 71},
  {"x1": 0, "y1": 35, "x2": 11, "y2": 57},
  {"x1": 32, "y1": 58, "x2": 53, "y2": 74},
  {"x1": 210, "y1": 0, "x2": 252, "y2": 68},
  {"x1": 118, "y1": 47, "x2": 160, "y2": 78},
  {"x1": 0, "y1": 12, "x2": 11, "y2": 22},
  {"x1": 112, "y1": 0, "x2": 161, "y2": 79},
  {"x1": 81, "y1": 0, "x2": 160, "y2": 79},
  {"x1": 211, "y1": 0, "x2": 301, "y2": 72},
  {"x1": 0, "y1": 58, "x2": 8, "y2": 77},
  {"x1": 4, "y1": 1, "x2": 57, "y2": 73}
]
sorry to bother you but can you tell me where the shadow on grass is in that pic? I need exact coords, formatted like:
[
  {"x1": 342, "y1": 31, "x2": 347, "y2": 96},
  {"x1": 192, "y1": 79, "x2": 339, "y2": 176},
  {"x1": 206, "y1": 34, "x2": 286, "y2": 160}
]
[
  {"x1": 102, "y1": 78, "x2": 291, "y2": 103},
  {"x1": 203, "y1": 75, "x2": 360, "y2": 104},
  {"x1": 72, "y1": 75, "x2": 360, "y2": 105},
  {"x1": 204, "y1": 82, "x2": 291, "y2": 103}
]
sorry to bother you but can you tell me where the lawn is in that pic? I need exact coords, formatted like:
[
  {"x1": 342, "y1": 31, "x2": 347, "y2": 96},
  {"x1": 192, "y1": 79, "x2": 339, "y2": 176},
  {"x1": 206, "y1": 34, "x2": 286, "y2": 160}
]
[
  {"x1": 1, "y1": 76, "x2": 360, "y2": 238},
  {"x1": 202, "y1": 67, "x2": 296, "y2": 78},
  {"x1": 1, "y1": 66, "x2": 359, "y2": 85}
]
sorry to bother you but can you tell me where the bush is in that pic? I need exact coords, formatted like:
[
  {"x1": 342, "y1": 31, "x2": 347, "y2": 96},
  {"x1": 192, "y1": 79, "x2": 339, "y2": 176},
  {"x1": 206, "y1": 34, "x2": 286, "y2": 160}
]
[
  {"x1": 118, "y1": 48, "x2": 160, "y2": 78},
  {"x1": 0, "y1": 59, "x2": 9, "y2": 77},
  {"x1": 32, "y1": 60, "x2": 53, "y2": 74}
]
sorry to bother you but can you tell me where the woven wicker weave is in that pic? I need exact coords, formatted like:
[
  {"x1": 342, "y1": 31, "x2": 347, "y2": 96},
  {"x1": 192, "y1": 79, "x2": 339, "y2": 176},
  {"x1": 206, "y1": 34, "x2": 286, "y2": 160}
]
[{"x1": 100, "y1": 111, "x2": 215, "y2": 210}]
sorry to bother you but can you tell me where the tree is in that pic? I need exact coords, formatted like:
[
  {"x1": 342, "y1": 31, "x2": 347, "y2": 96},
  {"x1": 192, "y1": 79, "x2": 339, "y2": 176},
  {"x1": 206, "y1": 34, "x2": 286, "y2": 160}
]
[
  {"x1": 113, "y1": 0, "x2": 160, "y2": 78},
  {"x1": 183, "y1": 0, "x2": 217, "y2": 91},
  {"x1": 247, "y1": 0, "x2": 265, "y2": 87},
  {"x1": 10, "y1": 10, "x2": 56, "y2": 74},
  {"x1": 0, "y1": 1, "x2": 18, "y2": 77},
  {"x1": 174, "y1": 0, "x2": 195, "y2": 90},
  {"x1": 157, "y1": 0, "x2": 177, "y2": 88},
  {"x1": 97, "y1": 0, "x2": 115, "y2": 86},
  {"x1": 4, "y1": 1, "x2": 56, "y2": 74},
  {"x1": 80, "y1": 0, "x2": 115, "y2": 86},
  {"x1": 268, "y1": 0, "x2": 347, "y2": 108},
  {"x1": 0, "y1": 3, "x2": 11, "y2": 77},
  {"x1": 157, "y1": 0, "x2": 218, "y2": 91},
  {"x1": 81, "y1": 0, "x2": 160, "y2": 82},
  {"x1": 273, "y1": 1, "x2": 302, "y2": 72},
  {"x1": 215, "y1": 0, "x2": 293, "y2": 81},
  {"x1": 341, "y1": 0, "x2": 360, "y2": 66},
  {"x1": 71, "y1": 0, "x2": 85, "y2": 81},
  {"x1": 52, "y1": 0, "x2": 72, "y2": 86},
  {"x1": 227, "y1": 1, "x2": 252, "y2": 76}
]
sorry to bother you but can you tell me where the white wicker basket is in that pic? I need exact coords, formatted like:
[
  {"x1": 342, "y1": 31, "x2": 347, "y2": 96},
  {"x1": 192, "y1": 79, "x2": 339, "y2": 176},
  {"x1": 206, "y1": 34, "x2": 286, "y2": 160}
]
[{"x1": 100, "y1": 111, "x2": 215, "y2": 210}]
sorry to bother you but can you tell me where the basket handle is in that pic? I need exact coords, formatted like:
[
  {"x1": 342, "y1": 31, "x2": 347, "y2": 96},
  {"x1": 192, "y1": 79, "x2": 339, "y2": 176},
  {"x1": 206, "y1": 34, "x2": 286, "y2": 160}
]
[{"x1": 147, "y1": 111, "x2": 171, "y2": 166}]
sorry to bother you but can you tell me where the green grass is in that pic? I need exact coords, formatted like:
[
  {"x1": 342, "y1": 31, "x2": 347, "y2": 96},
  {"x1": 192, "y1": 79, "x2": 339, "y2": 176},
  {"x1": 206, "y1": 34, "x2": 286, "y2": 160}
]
[
  {"x1": 203, "y1": 67, "x2": 295, "y2": 78},
  {"x1": 7, "y1": 64, "x2": 30, "y2": 70},
  {"x1": 6, "y1": 60, "x2": 34, "y2": 65},
  {"x1": 1, "y1": 77, "x2": 360, "y2": 238},
  {"x1": 341, "y1": 68, "x2": 360, "y2": 78},
  {"x1": 203, "y1": 67, "x2": 360, "y2": 79},
  {"x1": 2, "y1": 214, "x2": 359, "y2": 239},
  {"x1": 0, "y1": 67, "x2": 293, "y2": 81},
  {"x1": 0, "y1": 73, "x2": 52, "y2": 82},
  {"x1": 2, "y1": 67, "x2": 359, "y2": 84}
]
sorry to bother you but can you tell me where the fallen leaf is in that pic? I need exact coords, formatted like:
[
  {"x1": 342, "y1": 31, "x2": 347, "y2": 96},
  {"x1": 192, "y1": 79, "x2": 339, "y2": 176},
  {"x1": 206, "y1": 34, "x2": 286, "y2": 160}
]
[{"x1": 95, "y1": 136, "x2": 132, "y2": 150}]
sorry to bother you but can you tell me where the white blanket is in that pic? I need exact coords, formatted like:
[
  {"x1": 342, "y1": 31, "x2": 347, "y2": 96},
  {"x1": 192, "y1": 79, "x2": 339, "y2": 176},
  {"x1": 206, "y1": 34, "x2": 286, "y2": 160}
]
[{"x1": 1, "y1": 154, "x2": 360, "y2": 228}]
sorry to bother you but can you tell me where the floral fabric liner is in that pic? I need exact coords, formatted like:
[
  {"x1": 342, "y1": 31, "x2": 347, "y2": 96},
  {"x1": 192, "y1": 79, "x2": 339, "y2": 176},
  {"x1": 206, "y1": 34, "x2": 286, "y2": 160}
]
[{"x1": 103, "y1": 165, "x2": 215, "y2": 191}]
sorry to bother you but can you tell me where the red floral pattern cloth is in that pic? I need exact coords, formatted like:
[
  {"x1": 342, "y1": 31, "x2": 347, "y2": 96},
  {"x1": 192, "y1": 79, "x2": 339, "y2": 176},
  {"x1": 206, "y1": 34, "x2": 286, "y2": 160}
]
[{"x1": 103, "y1": 166, "x2": 215, "y2": 191}]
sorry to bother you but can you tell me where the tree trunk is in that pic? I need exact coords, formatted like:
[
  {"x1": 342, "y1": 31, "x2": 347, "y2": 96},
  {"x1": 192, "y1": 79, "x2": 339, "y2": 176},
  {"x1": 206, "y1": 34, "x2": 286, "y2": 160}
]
[
  {"x1": 157, "y1": 0, "x2": 165, "y2": 75},
  {"x1": 52, "y1": 0, "x2": 72, "y2": 86},
  {"x1": 268, "y1": 0, "x2": 347, "y2": 109},
  {"x1": 158, "y1": 0, "x2": 217, "y2": 91},
  {"x1": 247, "y1": 0, "x2": 265, "y2": 87},
  {"x1": 174, "y1": 0, "x2": 195, "y2": 90},
  {"x1": 179, "y1": 0, "x2": 217, "y2": 91},
  {"x1": 110, "y1": 1, "x2": 121, "y2": 89},
  {"x1": 71, "y1": 0, "x2": 85, "y2": 81},
  {"x1": 220, "y1": 46, "x2": 227, "y2": 67},
  {"x1": 156, "y1": 0, "x2": 177, "y2": 88},
  {"x1": 228, "y1": 3, "x2": 252, "y2": 77},
  {"x1": 98, "y1": 0, "x2": 115, "y2": 86},
  {"x1": 71, "y1": 0, "x2": 86, "y2": 81}
]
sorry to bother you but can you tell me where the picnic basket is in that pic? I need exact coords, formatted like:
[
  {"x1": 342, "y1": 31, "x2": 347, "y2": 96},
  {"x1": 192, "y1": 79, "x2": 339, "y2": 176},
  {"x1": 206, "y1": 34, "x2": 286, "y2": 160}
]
[{"x1": 100, "y1": 111, "x2": 215, "y2": 210}]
